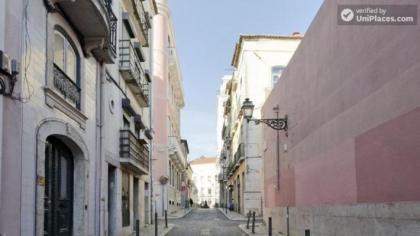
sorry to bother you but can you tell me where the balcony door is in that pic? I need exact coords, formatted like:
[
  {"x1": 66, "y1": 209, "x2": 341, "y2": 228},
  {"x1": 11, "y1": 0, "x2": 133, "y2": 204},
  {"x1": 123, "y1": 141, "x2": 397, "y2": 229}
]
[{"x1": 44, "y1": 137, "x2": 74, "y2": 236}]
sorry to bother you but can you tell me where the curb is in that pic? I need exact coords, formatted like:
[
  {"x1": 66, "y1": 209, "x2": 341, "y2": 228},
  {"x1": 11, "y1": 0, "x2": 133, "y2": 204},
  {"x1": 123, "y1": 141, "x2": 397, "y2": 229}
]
[
  {"x1": 159, "y1": 208, "x2": 193, "y2": 220},
  {"x1": 238, "y1": 224, "x2": 251, "y2": 236},
  {"x1": 217, "y1": 208, "x2": 247, "y2": 221},
  {"x1": 162, "y1": 224, "x2": 175, "y2": 236}
]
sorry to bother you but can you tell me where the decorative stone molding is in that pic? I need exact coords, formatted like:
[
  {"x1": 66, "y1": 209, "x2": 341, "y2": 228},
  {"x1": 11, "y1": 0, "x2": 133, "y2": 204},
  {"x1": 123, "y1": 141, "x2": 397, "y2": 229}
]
[
  {"x1": 83, "y1": 37, "x2": 105, "y2": 58},
  {"x1": 44, "y1": 86, "x2": 87, "y2": 129},
  {"x1": 35, "y1": 119, "x2": 89, "y2": 236}
]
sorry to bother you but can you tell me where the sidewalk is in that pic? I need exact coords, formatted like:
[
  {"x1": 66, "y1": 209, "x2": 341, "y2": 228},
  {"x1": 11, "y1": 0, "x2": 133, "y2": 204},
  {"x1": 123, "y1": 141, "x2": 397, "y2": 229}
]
[
  {"x1": 217, "y1": 208, "x2": 263, "y2": 221},
  {"x1": 159, "y1": 208, "x2": 193, "y2": 220},
  {"x1": 140, "y1": 221, "x2": 174, "y2": 236},
  {"x1": 239, "y1": 223, "x2": 282, "y2": 236}
]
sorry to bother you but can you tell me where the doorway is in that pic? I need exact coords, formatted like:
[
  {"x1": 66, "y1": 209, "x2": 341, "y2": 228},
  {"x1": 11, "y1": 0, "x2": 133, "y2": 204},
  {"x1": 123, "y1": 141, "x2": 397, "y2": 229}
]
[
  {"x1": 133, "y1": 177, "x2": 139, "y2": 230},
  {"x1": 108, "y1": 165, "x2": 117, "y2": 235},
  {"x1": 44, "y1": 137, "x2": 74, "y2": 236}
]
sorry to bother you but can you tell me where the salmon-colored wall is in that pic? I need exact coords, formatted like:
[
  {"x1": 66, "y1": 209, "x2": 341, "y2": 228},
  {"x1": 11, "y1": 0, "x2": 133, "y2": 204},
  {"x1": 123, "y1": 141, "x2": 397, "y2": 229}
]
[
  {"x1": 262, "y1": 0, "x2": 420, "y2": 208},
  {"x1": 355, "y1": 107, "x2": 420, "y2": 203},
  {"x1": 152, "y1": 11, "x2": 169, "y2": 180}
]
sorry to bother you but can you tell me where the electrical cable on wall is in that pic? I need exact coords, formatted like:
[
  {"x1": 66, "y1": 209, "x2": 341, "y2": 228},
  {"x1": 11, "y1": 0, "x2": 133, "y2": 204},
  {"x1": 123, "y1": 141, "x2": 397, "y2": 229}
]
[
  {"x1": 1, "y1": 0, "x2": 33, "y2": 102},
  {"x1": 19, "y1": 0, "x2": 34, "y2": 102}
]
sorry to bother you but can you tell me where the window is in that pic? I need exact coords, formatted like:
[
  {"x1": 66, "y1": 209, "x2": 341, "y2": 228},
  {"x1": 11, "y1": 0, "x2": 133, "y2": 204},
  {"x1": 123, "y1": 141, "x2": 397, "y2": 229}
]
[
  {"x1": 208, "y1": 188, "x2": 211, "y2": 195},
  {"x1": 121, "y1": 172, "x2": 130, "y2": 226},
  {"x1": 272, "y1": 66, "x2": 285, "y2": 85},
  {"x1": 54, "y1": 31, "x2": 77, "y2": 82}
]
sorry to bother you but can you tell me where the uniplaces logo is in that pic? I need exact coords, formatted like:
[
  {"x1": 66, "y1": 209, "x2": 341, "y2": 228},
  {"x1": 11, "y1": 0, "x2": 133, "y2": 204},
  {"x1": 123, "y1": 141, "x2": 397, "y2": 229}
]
[
  {"x1": 338, "y1": 5, "x2": 417, "y2": 25},
  {"x1": 340, "y1": 8, "x2": 355, "y2": 22}
]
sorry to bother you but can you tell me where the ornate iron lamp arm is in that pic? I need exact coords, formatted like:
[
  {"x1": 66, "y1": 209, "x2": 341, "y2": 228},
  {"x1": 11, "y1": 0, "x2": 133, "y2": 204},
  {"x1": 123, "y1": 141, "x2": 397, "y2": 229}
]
[{"x1": 248, "y1": 115, "x2": 288, "y2": 131}]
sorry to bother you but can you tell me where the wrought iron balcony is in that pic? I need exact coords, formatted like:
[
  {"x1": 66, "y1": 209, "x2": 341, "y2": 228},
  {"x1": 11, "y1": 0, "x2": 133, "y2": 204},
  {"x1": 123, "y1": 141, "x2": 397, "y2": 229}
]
[
  {"x1": 119, "y1": 39, "x2": 150, "y2": 107},
  {"x1": 234, "y1": 143, "x2": 245, "y2": 164},
  {"x1": 124, "y1": 0, "x2": 152, "y2": 46},
  {"x1": 53, "y1": 64, "x2": 81, "y2": 109},
  {"x1": 45, "y1": 0, "x2": 117, "y2": 63},
  {"x1": 120, "y1": 129, "x2": 149, "y2": 174},
  {"x1": 169, "y1": 136, "x2": 188, "y2": 169}
]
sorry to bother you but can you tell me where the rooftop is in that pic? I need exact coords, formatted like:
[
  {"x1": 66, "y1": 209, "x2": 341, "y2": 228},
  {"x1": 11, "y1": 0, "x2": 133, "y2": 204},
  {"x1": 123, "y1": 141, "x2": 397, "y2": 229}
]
[{"x1": 189, "y1": 156, "x2": 217, "y2": 165}]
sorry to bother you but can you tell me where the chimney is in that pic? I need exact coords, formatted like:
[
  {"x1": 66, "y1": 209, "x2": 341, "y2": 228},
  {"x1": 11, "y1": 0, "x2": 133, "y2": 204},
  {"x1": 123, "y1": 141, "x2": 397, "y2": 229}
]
[{"x1": 292, "y1": 32, "x2": 302, "y2": 37}]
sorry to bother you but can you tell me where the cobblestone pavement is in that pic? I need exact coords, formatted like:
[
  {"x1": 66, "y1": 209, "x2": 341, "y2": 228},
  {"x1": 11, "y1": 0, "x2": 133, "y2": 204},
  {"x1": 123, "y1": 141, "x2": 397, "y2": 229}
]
[{"x1": 167, "y1": 208, "x2": 247, "y2": 236}]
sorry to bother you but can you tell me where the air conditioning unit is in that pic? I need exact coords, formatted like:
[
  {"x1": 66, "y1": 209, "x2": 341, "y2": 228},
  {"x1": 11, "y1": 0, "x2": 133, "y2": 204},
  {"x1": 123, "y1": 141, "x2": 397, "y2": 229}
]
[{"x1": 0, "y1": 50, "x2": 11, "y2": 75}]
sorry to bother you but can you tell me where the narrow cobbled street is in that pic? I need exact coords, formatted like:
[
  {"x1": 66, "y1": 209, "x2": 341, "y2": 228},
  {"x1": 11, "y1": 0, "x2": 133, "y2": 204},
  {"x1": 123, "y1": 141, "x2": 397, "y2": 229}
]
[{"x1": 168, "y1": 209, "x2": 247, "y2": 236}]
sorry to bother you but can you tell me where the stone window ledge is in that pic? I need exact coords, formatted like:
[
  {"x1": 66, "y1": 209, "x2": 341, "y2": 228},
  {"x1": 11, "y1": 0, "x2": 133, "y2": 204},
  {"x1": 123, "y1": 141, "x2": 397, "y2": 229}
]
[{"x1": 44, "y1": 86, "x2": 87, "y2": 129}]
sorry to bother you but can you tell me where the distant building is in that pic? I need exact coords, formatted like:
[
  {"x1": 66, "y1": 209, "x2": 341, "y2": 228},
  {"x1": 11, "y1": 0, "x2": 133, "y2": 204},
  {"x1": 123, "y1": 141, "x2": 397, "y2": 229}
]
[
  {"x1": 190, "y1": 157, "x2": 220, "y2": 207},
  {"x1": 219, "y1": 34, "x2": 301, "y2": 216}
]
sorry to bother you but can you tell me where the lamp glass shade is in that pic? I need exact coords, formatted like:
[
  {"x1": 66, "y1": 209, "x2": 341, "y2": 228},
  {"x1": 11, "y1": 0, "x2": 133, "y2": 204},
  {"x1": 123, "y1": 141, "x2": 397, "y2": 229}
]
[{"x1": 241, "y1": 98, "x2": 254, "y2": 119}]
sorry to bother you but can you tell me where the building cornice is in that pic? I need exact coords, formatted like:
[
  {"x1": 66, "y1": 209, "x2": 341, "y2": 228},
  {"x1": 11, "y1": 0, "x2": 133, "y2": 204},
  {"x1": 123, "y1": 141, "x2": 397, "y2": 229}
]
[{"x1": 231, "y1": 34, "x2": 303, "y2": 68}]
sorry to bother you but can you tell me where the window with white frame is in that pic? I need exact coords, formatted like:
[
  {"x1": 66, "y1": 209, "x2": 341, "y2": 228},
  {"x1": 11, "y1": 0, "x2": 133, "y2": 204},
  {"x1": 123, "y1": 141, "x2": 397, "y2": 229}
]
[{"x1": 54, "y1": 31, "x2": 77, "y2": 82}]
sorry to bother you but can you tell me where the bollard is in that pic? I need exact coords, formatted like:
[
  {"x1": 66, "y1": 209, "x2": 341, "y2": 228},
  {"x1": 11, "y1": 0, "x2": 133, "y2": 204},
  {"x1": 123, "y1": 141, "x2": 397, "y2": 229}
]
[
  {"x1": 268, "y1": 217, "x2": 272, "y2": 236},
  {"x1": 136, "y1": 219, "x2": 140, "y2": 236},
  {"x1": 165, "y1": 210, "x2": 168, "y2": 228},
  {"x1": 246, "y1": 211, "x2": 251, "y2": 229},
  {"x1": 252, "y1": 211, "x2": 256, "y2": 234},
  {"x1": 154, "y1": 212, "x2": 158, "y2": 236}
]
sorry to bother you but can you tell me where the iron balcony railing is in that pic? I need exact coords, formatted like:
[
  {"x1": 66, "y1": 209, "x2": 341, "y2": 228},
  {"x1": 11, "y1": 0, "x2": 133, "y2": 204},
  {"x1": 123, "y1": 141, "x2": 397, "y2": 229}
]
[
  {"x1": 53, "y1": 63, "x2": 81, "y2": 109},
  {"x1": 234, "y1": 143, "x2": 245, "y2": 164},
  {"x1": 133, "y1": 0, "x2": 151, "y2": 45},
  {"x1": 168, "y1": 136, "x2": 188, "y2": 168},
  {"x1": 119, "y1": 39, "x2": 150, "y2": 105},
  {"x1": 104, "y1": 0, "x2": 118, "y2": 56},
  {"x1": 120, "y1": 129, "x2": 150, "y2": 170}
]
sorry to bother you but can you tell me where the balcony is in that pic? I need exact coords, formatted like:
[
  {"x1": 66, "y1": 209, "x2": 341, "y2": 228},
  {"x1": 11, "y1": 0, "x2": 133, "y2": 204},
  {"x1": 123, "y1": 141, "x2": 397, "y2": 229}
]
[
  {"x1": 53, "y1": 64, "x2": 81, "y2": 109},
  {"x1": 169, "y1": 137, "x2": 188, "y2": 169},
  {"x1": 119, "y1": 39, "x2": 150, "y2": 107},
  {"x1": 234, "y1": 143, "x2": 245, "y2": 164},
  {"x1": 46, "y1": 0, "x2": 117, "y2": 63},
  {"x1": 120, "y1": 129, "x2": 149, "y2": 175},
  {"x1": 224, "y1": 98, "x2": 231, "y2": 115},
  {"x1": 122, "y1": 0, "x2": 152, "y2": 46}
]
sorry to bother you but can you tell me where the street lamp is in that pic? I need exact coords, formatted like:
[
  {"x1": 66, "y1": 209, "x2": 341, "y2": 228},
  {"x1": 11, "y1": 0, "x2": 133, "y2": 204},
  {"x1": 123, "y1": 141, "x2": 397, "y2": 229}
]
[
  {"x1": 241, "y1": 98, "x2": 287, "y2": 191},
  {"x1": 241, "y1": 98, "x2": 288, "y2": 131}
]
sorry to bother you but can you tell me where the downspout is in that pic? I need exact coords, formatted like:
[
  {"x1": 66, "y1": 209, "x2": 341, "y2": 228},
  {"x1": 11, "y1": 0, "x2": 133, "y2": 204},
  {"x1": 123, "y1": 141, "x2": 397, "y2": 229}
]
[
  {"x1": 95, "y1": 62, "x2": 105, "y2": 236},
  {"x1": 149, "y1": 12, "x2": 154, "y2": 225}
]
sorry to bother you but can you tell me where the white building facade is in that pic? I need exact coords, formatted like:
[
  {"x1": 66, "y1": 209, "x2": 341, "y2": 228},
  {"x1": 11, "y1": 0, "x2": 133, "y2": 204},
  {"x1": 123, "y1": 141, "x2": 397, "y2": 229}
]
[
  {"x1": 0, "y1": 0, "x2": 157, "y2": 235},
  {"x1": 219, "y1": 35, "x2": 301, "y2": 216},
  {"x1": 190, "y1": 157, "x2": 220, "y2": 207}
]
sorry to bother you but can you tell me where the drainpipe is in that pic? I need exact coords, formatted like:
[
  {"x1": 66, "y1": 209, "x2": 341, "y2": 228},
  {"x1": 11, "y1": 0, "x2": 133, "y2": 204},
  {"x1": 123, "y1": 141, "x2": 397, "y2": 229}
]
[
  {"x1": 149, "y1": 10, "x2": 154, "y2": 225},
  {"x1": 95, "y1": 63, "x2": 105, "y2": 236}
]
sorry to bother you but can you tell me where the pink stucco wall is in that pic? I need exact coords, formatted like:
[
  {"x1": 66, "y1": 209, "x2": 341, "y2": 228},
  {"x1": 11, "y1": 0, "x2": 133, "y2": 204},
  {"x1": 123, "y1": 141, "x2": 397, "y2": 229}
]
[
  {"x1": 356, "y1": 107, "x2": 420, "y2": 203},
  {"x1": 263, "y1": 0, "x2": 420, "y2": 209},
  {"x1": 152, "y1": 11, "x2": 169, "y2": 181}
]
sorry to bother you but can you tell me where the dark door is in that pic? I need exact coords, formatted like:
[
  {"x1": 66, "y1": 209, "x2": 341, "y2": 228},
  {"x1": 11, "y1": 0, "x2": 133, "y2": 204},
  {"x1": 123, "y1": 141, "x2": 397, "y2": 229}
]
[
  {"x1": 108, "y1": 165, "x2": 116, "y2": 235},
  {"x1": 44, "y1": 137, "x2": 74, "y2": 236}
]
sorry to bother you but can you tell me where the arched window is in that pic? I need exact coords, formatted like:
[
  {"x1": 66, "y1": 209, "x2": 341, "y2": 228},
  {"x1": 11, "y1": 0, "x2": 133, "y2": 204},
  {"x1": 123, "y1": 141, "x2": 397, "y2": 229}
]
[
  {"x1": 54, "y1": 31, "x2": 77, "y2": 82},
  {"x1": 52, "y1": 29, "x2": 81, "y2": 109}
]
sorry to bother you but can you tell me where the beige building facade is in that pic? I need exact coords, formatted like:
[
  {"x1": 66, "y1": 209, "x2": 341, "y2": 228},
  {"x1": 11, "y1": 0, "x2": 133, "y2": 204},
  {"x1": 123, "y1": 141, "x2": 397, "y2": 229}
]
[{"x1": 219, "y1": 35, "x2": 300, "y2": 216}]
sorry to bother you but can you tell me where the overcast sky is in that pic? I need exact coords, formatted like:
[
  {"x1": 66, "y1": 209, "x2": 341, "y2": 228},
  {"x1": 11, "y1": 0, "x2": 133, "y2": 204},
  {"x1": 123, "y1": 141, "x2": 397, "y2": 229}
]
[{"x1": 169, "y1": 0, "x2": 324, "y2": 160}]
